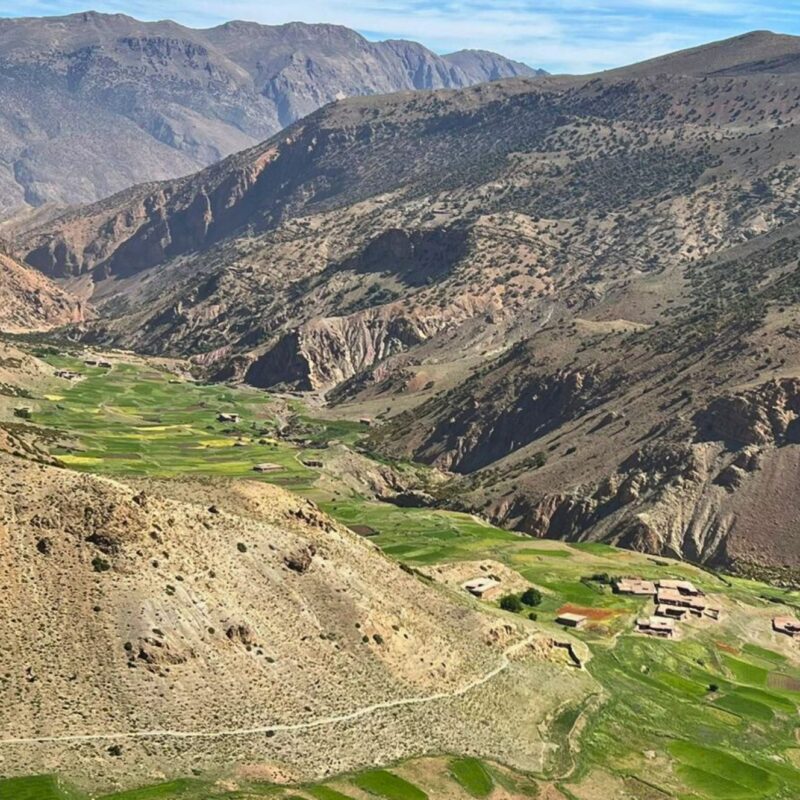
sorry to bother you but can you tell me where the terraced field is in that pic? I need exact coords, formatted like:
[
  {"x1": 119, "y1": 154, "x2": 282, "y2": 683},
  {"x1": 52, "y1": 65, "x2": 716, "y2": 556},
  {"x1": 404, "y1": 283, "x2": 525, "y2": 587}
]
[
  {"x1": 6, "y1": 350, "x2": 800, "y2": 799},
  {"x1": 33, "y1": 353, "x2": 360, "y2": 494},
  {"x1": 0, "y1": 757, "x2": 528, "y2": 800}
]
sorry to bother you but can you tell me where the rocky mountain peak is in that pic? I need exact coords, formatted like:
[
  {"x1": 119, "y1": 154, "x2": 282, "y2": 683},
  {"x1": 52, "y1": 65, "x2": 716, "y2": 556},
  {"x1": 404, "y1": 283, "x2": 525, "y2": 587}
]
[{"x1": 0, "y1": 11, "x2": 540, "y2": 219}]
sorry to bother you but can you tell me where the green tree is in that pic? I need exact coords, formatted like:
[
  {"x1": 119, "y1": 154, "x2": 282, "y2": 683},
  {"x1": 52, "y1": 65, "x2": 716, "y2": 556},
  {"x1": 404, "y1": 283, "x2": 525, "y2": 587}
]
[
  {"x1": 520, "y1": 587, "x2": 543, "y2": 607},
  {"x1": 499, "y1": 594, "x2": 523, "y2": 613}
]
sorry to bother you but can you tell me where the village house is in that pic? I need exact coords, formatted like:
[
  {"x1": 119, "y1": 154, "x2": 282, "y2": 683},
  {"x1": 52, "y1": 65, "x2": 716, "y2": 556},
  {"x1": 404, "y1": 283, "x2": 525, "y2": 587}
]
[
  {"x1": 556, "y1": 612, "x2": 587, "y2": 628},
  {"x1": 636, "y1": 617, "x2": 676, "y2": 638},
  {"x1": 773, "y1": 616, "x2": 800, "y2": 637},
  {"x1": 462, "y1": 577, "x2": 501, "y2": 600},
  {"x1": 657, "y1": 579, "x2": 702, "y2": 596},
  {"x1": 657, "y1": 587, "x2": 698, "y2": 610},
  {"x1": 657, "y1": 588, "x2": 719, "y2": 620},
  {"x1": 253, "y1": 463, "x2": 282, "y2": 473},
  {"x1": 655, "y1": 603, "x2": 688, "y2": 620},
  {"x1": 614, "y1": 578, "x2": 657, "y2": 596},
  {"x1": 217, "y1": 413, "x2": 241, "y2": 423}
]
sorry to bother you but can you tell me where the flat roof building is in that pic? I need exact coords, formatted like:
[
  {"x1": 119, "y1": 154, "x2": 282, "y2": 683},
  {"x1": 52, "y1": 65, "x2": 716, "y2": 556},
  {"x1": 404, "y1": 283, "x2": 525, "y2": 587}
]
[
  {"x1": 615, "y1": 578, "x2": 657, "y2": 596},
  {"x1": 657, "y1": 579, "x2": 702, "y2": 596},
  {"x1": 773, "y1": 616, "x2": 800, "y2": 637},
  {"x1": 657, "y1": 589, "x2": 719, "y2": 620},
  {"x1": 636, "y1": 616, "x2": 676, "y2": 638},
  {"x1": 657, "y1": 588, "x2": 704, "y2": 610},
  {"x1": 556, "y1": 612, "x2": 587, "y2": 628},
  {"x1": 655, "y1": 604, "x2": 688, "y2": 620},
  {"x1": 462, "y1": 578, "x2": 501, "y2": 599},
  {"x1": 253, "y1": 462, "x2": 282, "y2": 473}
]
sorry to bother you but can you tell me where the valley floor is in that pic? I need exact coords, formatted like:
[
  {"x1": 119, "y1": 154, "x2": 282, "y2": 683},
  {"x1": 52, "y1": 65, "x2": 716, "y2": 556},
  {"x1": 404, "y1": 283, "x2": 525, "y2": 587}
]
[{"x1": 2, "y1": 344, "x2": 800, "y2": 799}]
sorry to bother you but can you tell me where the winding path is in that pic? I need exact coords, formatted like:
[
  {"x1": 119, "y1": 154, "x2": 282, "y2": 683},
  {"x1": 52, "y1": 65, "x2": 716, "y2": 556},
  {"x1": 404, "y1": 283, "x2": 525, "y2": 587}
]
[{"x1": 0, "y1": 635, "x2": 536, "y2": 747}]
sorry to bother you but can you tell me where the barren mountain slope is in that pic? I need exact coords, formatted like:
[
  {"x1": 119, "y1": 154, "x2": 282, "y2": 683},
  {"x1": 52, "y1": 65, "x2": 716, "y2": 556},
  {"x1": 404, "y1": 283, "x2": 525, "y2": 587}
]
[
  {"x1": 376, "y1": 220, "x2": 800, "y2": 581},
  {"x1": 15, "y1": 32, "x2": 800, "y2": 572},
  {"x1": 608, "y1": 29, "x2": 800, "y2": 77},
  {"x1": 0, "y1": 11, "x2": 539, "y2": 219},
  {"x1": 0, "y1": 242, "x2": 85, "y2": 332},
  {"x1": 0, "y1": 453, "x2": 583, "y2": 791},
  {"x1": 16, "y1": 55, "x2": 800, "y2": 378}
]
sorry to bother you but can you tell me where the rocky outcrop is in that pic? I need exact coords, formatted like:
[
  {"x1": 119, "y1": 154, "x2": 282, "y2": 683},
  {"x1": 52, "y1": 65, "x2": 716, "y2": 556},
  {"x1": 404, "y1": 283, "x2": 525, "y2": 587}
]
[
  {"x1": 0, "y1": 246, "x2": 86, "y2": 332},
  {"x1": 498, "y1": 441, "x2": 702, "y2": 545},
  {"x1": 694, "y1": 378, "x2": 800, "y2": 446},
  {"x1": 245, "y1": 293, "x2": 500, "y2": 392},
  {"x1": 400, "y1": 362, "x2": 623, "y2": 473},
  {"x1": 284, "y1": 544, "x2": 316, "y2": 573},
  {"x1": 20, "y1": 139, "x2": 288, "y2": 279},
  {"x1": 484, "y1": 379, "x2": 800, "y2": 578},
  {"x1": 346, "y1": 227, "x2": 469, "y2": 287}
]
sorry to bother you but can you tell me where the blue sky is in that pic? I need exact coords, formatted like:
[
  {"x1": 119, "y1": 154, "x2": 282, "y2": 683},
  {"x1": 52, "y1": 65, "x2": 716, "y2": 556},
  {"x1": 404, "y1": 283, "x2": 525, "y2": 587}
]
[{"x1": 2, "y1": 1, "x2": 800, "y2": 73}]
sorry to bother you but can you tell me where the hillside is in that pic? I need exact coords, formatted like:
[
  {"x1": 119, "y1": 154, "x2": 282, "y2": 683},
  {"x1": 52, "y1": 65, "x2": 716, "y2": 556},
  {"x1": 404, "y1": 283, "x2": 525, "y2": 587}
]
[
  {"x1": 0, "y1": 11, "x2": 539, "y2": 219},
  {"x1": 5, "y1": 345, "x2": 800, "y2": 800},
  {"x1": 13, "y1": 29, "x2": 800, "y2": 575},
  {"x1": 607, "y1": 30, "x2": 800, "y2": 77},
  {"x1": 0, "y1": 241, "x2": 85, "y2": 332},
  {"x1": 0, "y1": 436, "x2": 582, "y2": 791}
]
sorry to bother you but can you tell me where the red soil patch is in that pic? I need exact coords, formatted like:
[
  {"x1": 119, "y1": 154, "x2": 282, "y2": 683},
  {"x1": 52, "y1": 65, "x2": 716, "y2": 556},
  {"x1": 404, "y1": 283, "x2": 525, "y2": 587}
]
[
  {"x1": 715, "y1": 641, "x2": 739, "y2": 655},
  {"x1": 557, "y1": 603, "x2": 617, "y2": 621}
]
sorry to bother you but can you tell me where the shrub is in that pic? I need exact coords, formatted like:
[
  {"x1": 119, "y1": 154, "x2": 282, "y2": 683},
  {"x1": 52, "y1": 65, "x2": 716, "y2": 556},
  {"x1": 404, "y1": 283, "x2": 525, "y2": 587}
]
[
  {"x1": 520, "y1": 587, "x2": 543, "y2": 607},
  {"x1": 92, "y1": 556, "x2": 111, "y2": 573},
  {"x1": 499, "y1": 594, "x2": 523, "y2": 613}
]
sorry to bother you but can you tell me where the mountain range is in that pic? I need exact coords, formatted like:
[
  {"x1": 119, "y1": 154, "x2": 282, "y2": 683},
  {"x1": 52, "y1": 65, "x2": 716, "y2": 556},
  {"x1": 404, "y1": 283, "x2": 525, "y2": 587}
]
[
  {"x1": 7, "y1": 27, "x2": 800, "y2": 580},
  {"x1": 0, "y1": 11, "x2": 540, "y2": 220}
]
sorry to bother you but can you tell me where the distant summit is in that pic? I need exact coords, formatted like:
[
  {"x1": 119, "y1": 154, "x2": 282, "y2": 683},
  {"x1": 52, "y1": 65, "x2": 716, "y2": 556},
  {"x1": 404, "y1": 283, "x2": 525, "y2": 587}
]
[
  {"x1": 0, "y1": 11, "x2": 543, "y2": 219},
  {"x1": 605, "y1": 30, "x2": 800, "y2": 76}
]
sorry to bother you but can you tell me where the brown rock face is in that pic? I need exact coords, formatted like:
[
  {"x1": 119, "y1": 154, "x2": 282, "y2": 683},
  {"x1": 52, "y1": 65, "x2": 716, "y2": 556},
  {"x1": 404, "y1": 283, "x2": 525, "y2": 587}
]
[
  {"x1": 391, "y1": 360, "x2": 621, "y2": 473},
  {"x1": 0, "y1": 12, "x2": 539, "y2": 219},
  {"x1": 0, "y1": 247, "x2": 85, "y2": 332},
  {"x1": 21, "y1": 141, "x2": 287, "y2": 279},
  {"x1": 694, "y1": 379, "x2": 800, "y2": 446},
  {"x1": 284, "y1": 544, "x2": 317, "y2": 573},
  {"x1": 245, "y1": 306, "x2": 458, "y2": 392}
]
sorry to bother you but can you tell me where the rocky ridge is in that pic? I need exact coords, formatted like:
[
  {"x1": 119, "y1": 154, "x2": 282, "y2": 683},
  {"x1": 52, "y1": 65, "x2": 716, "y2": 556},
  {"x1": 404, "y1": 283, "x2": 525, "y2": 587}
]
[
  {"x1": 0, "y1": 11, "x2": 540, "y2": 218},
  {"x1": 13, "y1": 31, "x2": 800, "y2": 572}
]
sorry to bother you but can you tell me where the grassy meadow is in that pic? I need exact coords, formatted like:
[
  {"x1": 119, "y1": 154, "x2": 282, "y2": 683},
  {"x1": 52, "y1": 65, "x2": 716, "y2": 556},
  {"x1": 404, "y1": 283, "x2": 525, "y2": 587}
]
[{"x1": 6, "y1": 350, "x2": 800, "y2": 799}]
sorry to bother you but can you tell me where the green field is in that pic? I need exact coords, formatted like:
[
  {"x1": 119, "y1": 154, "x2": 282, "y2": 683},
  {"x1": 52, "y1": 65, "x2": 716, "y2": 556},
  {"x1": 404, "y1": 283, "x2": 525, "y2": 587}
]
[
  {"x1": 0, "y1": 775, "x2": 81, "y2": 800},
  {"x1": 353, "y1": 770, "x2": 427, "y2": 800},
  {"x1": 8, "y1": 350, "x2": 800, "y2": 799},
  {"x1": 34, "y1": 358, "x2": 324, "y2": 488},
  {"x1": 448, "y1": 758, "x2": 493, "y2": 798},
  {"x1": 0, "y1": 759, "x2": 514, "y2": 800}
]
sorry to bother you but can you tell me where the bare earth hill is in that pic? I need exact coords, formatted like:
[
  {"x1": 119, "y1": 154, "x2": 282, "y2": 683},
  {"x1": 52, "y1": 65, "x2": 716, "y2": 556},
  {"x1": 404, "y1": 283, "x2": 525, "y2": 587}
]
[
  {"x1": 0, "y1": 446, "x2": 584, "y2": 791},
  {"x1": 0, "y1": 11, "x2": 540, "y2": 219},
  {"x1": 13, "y1": 30, "x2": 800, "y2": 577}
]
